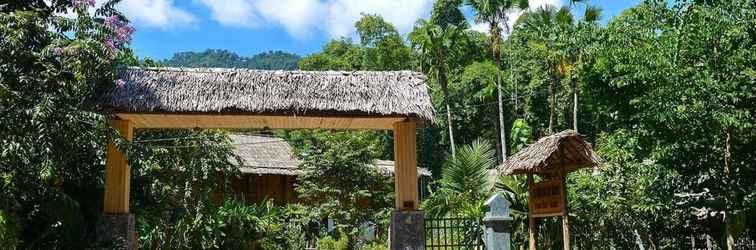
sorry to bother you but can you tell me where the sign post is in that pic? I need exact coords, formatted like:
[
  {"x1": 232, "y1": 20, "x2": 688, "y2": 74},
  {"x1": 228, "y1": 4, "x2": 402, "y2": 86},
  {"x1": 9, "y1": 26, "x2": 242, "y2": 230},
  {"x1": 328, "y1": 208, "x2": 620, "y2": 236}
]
[
  {"x1": 528, "y1": 178, "x2": 565, "y2": 218},
  {"x1": 498, "y1": 131, "x2": 600, "y2": 250},
  {"x1": 527, "y1": 175, "x2": 568, "y2": 250}
]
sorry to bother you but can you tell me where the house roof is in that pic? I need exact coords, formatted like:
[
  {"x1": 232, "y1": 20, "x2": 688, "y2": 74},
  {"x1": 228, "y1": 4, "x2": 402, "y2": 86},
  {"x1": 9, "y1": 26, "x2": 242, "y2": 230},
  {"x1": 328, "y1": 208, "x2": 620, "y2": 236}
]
[
  {"x1": 497, "y1": 130, "x2": 601, "y2": 176},
  {"x1": 229, "y1": 134, "x2": 431, "y2": 177},
  {"x1": 93, "y1": 67, "x2": 435, "y2": 122}
]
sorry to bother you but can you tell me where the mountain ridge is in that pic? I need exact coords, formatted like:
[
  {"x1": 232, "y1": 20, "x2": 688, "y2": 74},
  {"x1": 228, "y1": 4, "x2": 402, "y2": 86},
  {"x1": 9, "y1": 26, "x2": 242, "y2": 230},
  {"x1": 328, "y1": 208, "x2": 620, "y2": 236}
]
[{"x1": 161, "y1": 49, "x2": 301, "y2": 70}]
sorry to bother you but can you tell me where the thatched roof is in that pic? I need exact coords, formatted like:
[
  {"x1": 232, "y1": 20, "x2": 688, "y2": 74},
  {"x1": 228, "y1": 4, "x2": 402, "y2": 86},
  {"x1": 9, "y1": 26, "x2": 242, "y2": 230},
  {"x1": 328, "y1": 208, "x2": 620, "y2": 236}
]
[
  {"x1": 498, "y1": 130, "x2": 601, "y2": 175},
  {"x1": 94, "y1": 67, "x2": 434, "y2": 122},
  {"x1": 229, "y1": 134, "x2": 431, "y2": 177},
  {"x1": 230, "y1": 134, "x2": 301, "y2": 175},
  {"x1": 373, "y1": 160, "x2": 432, "y2": 177}
]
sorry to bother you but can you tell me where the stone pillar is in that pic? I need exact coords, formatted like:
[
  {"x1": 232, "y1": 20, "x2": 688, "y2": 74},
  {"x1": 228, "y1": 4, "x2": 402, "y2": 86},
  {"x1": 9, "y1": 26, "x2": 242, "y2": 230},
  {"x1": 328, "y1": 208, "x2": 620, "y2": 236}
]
[
  {"x1": 390, "y1": 210, "x2": 425, "y2": 250},
  {"x1": 97, "y1": 214, "x2": 137, "y2": 249},
  {"x1": 484, "y1": 193, "x2": 513, "y2": 250}
]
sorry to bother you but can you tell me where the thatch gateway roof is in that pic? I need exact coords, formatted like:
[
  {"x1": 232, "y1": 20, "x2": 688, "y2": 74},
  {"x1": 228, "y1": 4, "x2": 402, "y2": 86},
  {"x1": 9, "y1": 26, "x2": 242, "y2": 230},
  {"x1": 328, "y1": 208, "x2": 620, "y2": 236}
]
[
  {"x1": 230, "y1": 134, "x2": 431, "y2": 177},
  {"x1": 498, "y1": 130, "x2": 601, "y2": 176},
  {"x1": 94, "y1": 67, "x2": 434, "y2": 123}
]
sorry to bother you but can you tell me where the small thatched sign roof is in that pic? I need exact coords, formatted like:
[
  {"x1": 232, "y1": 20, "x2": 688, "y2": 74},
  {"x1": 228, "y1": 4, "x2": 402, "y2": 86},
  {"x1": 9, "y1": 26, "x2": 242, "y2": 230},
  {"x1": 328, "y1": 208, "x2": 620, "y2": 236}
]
[
  {"x1": 94, "y1": 67, "x2": 435, "y2": 123},
  {"x1": 498, "y1": 130, "x2": 601, "y2": 176},
  {"x1": 230, "y1": 134, "x2": 431, "y2": 177}
]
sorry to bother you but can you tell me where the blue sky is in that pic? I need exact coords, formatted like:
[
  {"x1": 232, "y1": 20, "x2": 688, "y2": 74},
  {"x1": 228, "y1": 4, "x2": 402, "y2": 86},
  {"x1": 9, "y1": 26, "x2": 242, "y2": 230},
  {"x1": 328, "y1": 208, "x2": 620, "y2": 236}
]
[{"x1": 120, "y1": 0, "x2": 640, "y2": 60}]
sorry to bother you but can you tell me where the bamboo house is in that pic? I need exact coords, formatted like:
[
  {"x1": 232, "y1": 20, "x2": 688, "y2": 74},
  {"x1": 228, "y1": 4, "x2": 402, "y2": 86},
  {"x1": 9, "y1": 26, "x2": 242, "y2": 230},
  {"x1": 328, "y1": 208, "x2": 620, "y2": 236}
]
[{"x1": 227, "y1": 134, "x2": 432, "y2": 205}]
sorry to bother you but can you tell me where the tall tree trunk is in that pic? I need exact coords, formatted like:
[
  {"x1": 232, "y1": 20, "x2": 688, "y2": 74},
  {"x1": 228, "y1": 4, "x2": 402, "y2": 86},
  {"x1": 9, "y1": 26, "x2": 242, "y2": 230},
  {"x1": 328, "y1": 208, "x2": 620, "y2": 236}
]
[
  {"x1": 548, "y1": 69, "x2": 556, "y2": 135},
  {"x1": 491, "y1": 22, "x2": 507, "y2": 161},
  {"x1": 571, "y1": 76, "x2": 578, "y2": 132},
  {"x1": 514, "y1": 83, "x2": 518, "y2": 117},
  {"x1": 439, "y1": 71, "x2": 456, "y2": 158},
  {"x1": 724, "y1": 128, "x2": 734, "y2": 250},
  {"x1": 497, "y1": 71, "x2": 507, "y2": 161},
  {"x1": 633, "y1": 229, "x2": 646, "y2": 250}
]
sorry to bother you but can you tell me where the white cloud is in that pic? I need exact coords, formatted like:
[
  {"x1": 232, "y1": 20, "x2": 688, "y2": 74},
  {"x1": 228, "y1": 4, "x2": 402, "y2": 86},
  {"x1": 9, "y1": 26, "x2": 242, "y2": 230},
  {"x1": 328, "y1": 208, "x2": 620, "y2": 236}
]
[
  {"x1": 254, "y1": 0, "x2": 325, "y2": 37},
  {"x1": 318, "y1": 0, "x2": 434, "y2": 37},
  {"x1": 196, "y1": 0, "x2": 259, "y2": 28},
  {"x1": 469, "y1": 0, "x2": 562, "y2": 35},
  {"x1": 118, "y1": 0, "x2": 195, "y2": 29},
  {"x1": 196, "y1": 0, "x2": 434, "y2": 39}
]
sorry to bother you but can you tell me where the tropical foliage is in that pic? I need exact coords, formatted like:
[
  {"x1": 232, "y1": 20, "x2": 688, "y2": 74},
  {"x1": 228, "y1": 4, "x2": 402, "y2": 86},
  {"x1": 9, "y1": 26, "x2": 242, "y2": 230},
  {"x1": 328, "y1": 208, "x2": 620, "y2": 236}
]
[
  {"x1": 2, "y1": 0, "x2": 755, "y2": 249},
  {"x1": 293, "y1": 130, "x2": 393, "y2": 248}
]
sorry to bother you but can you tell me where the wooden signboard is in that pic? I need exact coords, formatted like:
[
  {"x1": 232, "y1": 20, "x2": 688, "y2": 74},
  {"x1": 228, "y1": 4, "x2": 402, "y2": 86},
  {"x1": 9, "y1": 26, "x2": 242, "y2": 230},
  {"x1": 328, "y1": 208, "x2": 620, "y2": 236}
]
[{"x1": 528, "y1": 178, "x2": 565, "y2": 217}]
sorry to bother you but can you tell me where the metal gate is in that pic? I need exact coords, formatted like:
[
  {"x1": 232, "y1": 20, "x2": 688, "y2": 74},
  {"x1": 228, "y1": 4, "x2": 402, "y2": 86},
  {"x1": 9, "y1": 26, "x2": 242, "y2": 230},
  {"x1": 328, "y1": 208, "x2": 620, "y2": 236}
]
[{"x1": 424, "y1": 217, "x2": 484, "y2": 249}]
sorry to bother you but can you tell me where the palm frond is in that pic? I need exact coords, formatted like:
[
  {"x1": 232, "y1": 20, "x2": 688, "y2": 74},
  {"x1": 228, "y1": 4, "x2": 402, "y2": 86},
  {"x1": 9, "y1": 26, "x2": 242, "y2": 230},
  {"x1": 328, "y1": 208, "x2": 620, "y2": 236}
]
[
  {"x1": 584, "y1": 5, "x2": 602, "y2": 23},
  {"x1": 494, "y1": 175, "x2": 528, "y2": 213},
  {"x1": 516, "y1": 0, "x2": 529, "y2": 9},
  {"x1": 569, "y1": 0, "x2": 588, "y2": 6},
  {"x1": 440, "y1": 139, "x2": 496, "y2": 199},
  {"x1": 556, "y1": 6, "x2": 574, "y2": 26},
  {"x1": 535, "y1": 6, "x2": 556, "y2": 27}
]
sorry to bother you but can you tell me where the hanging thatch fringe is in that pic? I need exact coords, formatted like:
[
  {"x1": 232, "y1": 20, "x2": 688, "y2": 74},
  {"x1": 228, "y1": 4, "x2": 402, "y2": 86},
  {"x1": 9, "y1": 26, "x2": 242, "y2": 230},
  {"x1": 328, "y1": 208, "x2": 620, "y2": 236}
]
[
  {"x1": 93, "y1": 67, "x2": 435, "y2": 122},
  {"x1": 498, "y1": 130, "x2": 601, "y2": 175}
]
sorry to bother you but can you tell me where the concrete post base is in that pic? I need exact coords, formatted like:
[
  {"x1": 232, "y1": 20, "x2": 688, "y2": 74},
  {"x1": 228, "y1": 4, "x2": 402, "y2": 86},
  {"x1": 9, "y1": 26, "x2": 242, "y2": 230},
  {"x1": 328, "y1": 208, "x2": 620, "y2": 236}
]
[
  {"x1": 389, "y1": 210, "x2": 425, "y2": 250},
  {"x1": 97, "y1": 213, "x2": 137, "y2": 250}
]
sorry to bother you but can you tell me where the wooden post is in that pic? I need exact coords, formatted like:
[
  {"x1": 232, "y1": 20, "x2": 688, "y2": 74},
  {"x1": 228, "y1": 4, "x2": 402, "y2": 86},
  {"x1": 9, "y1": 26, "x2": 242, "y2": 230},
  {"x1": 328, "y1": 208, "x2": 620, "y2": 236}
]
[
  {"x1": 393, "y1": 121, "x2": 418, "y2": 210},
  {"x1": 561, "y1": 173, "x2": 571, "y2": 250},
  {"x1": 528, "y1": 174, "x2": 537, "y2": 250},
  {"x1": 104, "y1": 119, "x2": 134, "y2": 214},
  {"x1": 556, "y1": 147, "x2": 571, "y2": 250}
]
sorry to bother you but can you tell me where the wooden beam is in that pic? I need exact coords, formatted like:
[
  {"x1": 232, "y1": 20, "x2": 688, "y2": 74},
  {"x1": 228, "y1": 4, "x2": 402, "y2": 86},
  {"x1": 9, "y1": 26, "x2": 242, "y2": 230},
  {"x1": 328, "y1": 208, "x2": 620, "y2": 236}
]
[
  {"x1": 115, "y1": 113, "x2": 405, "y2": 130},
  {"x1": 528, "y1": 174, "x2": 537, "y2": 250},
  {"x1": 393, "y1": 121, "x2": 418, "y2": 210},
  {"x1": 104, "y1": 119, "x2": 134, "y2": 214},
  {"x1": 531, "y1": 212, "x2": 565, "y2": 218}
]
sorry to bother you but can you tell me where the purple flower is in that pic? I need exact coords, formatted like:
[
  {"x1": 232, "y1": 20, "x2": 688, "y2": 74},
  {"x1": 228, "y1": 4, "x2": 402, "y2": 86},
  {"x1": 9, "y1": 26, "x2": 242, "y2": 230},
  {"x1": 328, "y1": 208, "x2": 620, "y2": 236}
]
[
  {"x1": 104, "y1": 36, "x2": 118, "y2": 58},
  {"x1": 72, "y1": 0, "x2": 95, "y2": 7},
  {"x1": 105, "y1": 15, "x2": 120, "y2": 28},
  {"x1": 53, "y1": 47, "x2": 64, "y2": 55},
  {"x1": 115, "y1": 79, "x2": 126, "y2": 88},
  {"x1": 115, "y1": 26, "x2": 135, "y2": 43},
  {"x1": 104, "y1": 37, "x2": 115, "y2": 49}
]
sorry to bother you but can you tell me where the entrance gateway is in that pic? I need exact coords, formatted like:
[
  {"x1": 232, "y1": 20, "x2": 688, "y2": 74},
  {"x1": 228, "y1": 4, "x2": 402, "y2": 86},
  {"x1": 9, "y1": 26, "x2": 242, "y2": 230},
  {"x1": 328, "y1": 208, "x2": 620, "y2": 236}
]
[{"x1": 92, "y1": 67, "x2": 436, "y2": 250}]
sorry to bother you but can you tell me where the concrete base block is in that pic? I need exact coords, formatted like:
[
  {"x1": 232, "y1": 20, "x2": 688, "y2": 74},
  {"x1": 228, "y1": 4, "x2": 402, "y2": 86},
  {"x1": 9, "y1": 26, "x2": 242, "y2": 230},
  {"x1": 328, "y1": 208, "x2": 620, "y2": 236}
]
[
  {"x1": 97, "y1": 213, "x2": 137, "y2": 250},
  {"x1": 389, "y1": 210, "x2": 425, "y2": 250}
]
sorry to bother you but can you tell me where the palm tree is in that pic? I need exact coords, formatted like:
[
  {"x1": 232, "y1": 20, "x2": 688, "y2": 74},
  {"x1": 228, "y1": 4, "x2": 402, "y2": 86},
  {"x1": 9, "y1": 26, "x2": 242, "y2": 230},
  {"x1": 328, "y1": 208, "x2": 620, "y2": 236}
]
[
  {"x1": 563, "y1": 1, "x2": 602, "y2": 133},
  {"x1": 410, "y1": 20, "x2": 465, "y2": 158},
  {"x1": 467, "y1": 0, "x2": 529, "y2": 161},
  {"x1": 423, "y1": 139, "x2": 496, "y2": 217},
  {"x1": 519, "y1": 3, "x2": 601, "y2": 135},
  {"x1": 518, "y1": 6, "x2": 562, "y2": 134}
]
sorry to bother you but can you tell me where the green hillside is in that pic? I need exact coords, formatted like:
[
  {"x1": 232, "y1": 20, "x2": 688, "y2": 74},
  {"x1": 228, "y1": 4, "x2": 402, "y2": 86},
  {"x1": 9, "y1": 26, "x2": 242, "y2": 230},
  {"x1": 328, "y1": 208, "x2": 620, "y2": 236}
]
[{"x1": 162, "y1": 49, "x2": 300, "y2": 70}]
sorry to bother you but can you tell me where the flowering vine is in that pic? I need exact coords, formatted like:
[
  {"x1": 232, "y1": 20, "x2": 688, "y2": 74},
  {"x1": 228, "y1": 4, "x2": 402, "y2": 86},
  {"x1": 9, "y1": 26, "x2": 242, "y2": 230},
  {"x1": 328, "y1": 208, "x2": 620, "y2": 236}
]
[
  {"x1": 102, "y1": 14, "x2": 135, "y2": 59},
  {"x1": 72, "y1": 0, "x2": 96, "y2": 7}
]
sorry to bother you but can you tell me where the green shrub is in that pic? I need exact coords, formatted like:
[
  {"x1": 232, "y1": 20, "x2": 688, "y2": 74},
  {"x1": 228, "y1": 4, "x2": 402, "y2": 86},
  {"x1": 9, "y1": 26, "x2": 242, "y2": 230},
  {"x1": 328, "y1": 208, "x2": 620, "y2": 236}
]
[
  {"x1": 138, "y1": 199, "x2": 278, "y2": 249},
  {"x1": 359, "y1": 241, "x2": 388, "y2": 250},
  {"x1": 0, "y1": 210, "x2": 19, "y2": 250},
  {"x1": 258, "y1": 204, "x2": 321, "y2": 250},
  {"x1": 316, "y1": 232, "x2": 350, "y2": 250}
]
